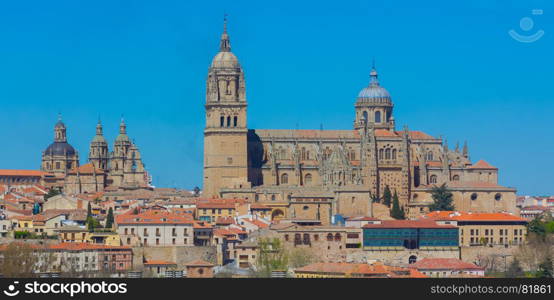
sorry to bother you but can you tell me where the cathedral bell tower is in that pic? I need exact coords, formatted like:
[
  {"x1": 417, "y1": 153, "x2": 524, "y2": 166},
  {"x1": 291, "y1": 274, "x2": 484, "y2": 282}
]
[
  {"x1": 89, "y1": 119, "x2": 109, "y2": 170},
  {"x1": 203, "y1": 18, "x2": 250, "y2": 197}
]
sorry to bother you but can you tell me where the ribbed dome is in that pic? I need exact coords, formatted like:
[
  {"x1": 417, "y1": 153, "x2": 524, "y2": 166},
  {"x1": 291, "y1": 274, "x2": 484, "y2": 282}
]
[
  {"x1": 44, "y1": 142, "x2": 76, "y2": 156},
  {"x1": 115, "y1": 133, "x2": 130, "y2": 143},
  {"x1": 92, "y1": 135, "x2": 107, "y2": 143},
  {"x1": 210, "y1": 51, "x2": 240, "y2": 69},
  {"x1": 357, "y1": 68, "x2": 392, "y2": 104}
]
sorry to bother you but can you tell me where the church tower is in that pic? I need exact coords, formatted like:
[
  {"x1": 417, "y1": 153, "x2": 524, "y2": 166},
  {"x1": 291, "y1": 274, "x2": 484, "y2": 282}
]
[
  {"x1": 109, "y1": 118, "x2": 132, "y2": 186},
  {"x1": 89, "y1": 119, "x2": 109, "y2": 170},
  {"x1": 354, "y1": 66, "x2": 395, "y2": 131},
  {"x1": 41, "y1": 114, "x2": 79, "y2": 174},
  {"x1": 203, "y1": 18, "x2": 250, "y2": 197}
]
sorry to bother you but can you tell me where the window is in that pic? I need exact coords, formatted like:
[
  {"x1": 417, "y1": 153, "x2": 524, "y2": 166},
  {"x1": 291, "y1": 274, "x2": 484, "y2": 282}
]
[
  {"x1": 233, "y1": 116, "x2": 238, "y2": 127},
  {"x1": 334, "y1": 233, "x2": 342, "y2": 241},
  {"x1": 327, "y1": 233, "x2": 333, "y2": 241},
  {"x1": 378, "y1": 149, "x2": 384, "y2": 160},
  {"x1": 362, "y1": 111, "x2": 368, "y2": 123},
  {"x1": 304, "y1": 174, "x2": 312, "y2": 185},
  {"x1": 392, "y1": 149, "x2": 397, "y2": 160},
  {"x1": 385, "y1": 148, "x2": 391, "y2": 159},
  {"x1": 429, "y1": 175, "x2": 437, "y2": 184},
  {"x1": 426, "y1": 151, "x2": 433, "y2": 161},
  {"x1": 314, "y1": 234, "x2": 319, "y2": 241},
  {"x1": 281, "y1": 173, "x2": 288, "y2": 185},
  {"x1": 375, "y1": 111, "x2": 381, "y2": 123},
  {"x1": 471, "y1": 193, "x2": 478, "y2": 201},
  {"x1": 227, "y1": 157, "x2": 233, "y2": 165},
  {"x1": 220, "y1": 116, "x2": 225, "y2": 127},
  {"x1": 452, "y1": 175, "x2": 460, "y2": 181},
  {"x1": 284, "y1": 234, "x2": 289, "y2": 241},
  {"x1": 303, "y1": 206, "x2": 309, "y2": 211},
  {"x1": 226, "y1": 116, "x2": 231, "y2": 127},
  {"x1": 408, "y1": 255, "x2": 417, "y2": 264},
  {"x1": 271, "y1": 195, "x2": 276, "y2": 201},
  {"x1": 494, "y1": 193, "x2": 502, "y2": 201}
]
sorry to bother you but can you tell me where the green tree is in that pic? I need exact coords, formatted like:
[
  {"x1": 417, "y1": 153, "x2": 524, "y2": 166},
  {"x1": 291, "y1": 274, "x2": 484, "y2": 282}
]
[
  {"x1": 86, "y1": 202, "x2": 92, "y2": 219},
  {"x1": 535, "y1": 256, "x2": 553, "y2": 278},
  {"x1": 428, "y1": 183, "x2": 455, "y2": 211},
  {"x1": 255, "y1": 238, "x2": 288, "y2": 278},
  {"x1": 43, "y1": 188, "x2": 61, "y2": 201},
  {"x1": 369, "y1": 191, "x2": 381, "y2": 203},
  {"x1": 527, "y1": 216, "x2": 546, "y2": 237},
  {"x1": 505, "y1": 258, "x2": 525, "y2": 278},
  {"x1": 390, "y1": 191, "x2": 405, "y2": 220},
  {"x1": 382, "y1": 186, "x2": 392, "y2": 207},
  {"x1": 105, "y1": 207, "x2": 114, "y2": 229}
]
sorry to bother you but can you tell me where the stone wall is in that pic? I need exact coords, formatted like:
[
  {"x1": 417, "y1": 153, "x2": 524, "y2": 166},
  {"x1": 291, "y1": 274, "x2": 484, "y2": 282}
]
[{"x1": 132, "y1": 246, "x2": 217, "y2": 270}]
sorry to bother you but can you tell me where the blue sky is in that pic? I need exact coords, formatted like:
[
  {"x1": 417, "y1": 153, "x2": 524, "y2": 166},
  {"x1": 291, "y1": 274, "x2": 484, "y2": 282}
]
[{"x1": 0, "y1": 0, "x2": 552, "y2": 195}]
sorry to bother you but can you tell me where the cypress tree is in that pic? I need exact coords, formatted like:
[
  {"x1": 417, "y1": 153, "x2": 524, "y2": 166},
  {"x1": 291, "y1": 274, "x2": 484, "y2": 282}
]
[
  {"x1": 391, "y1": 191, "x2": 405, "y2": 220},
  {"x1": 383, "y1": 185, "x2": 392, "y2": 207},
  {"x1": 105, "y1": 207, "x2": 114, "y2": 229}
]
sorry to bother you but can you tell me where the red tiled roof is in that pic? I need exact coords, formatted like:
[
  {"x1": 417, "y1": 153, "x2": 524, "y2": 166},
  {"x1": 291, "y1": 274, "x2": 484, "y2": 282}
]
[
  {"x1": 144, "y1": 260, "x2": 176, "y2": 266},
  {"x1": 0, "y1": 170, "x2": 46, "y2": 177},
  {"x1": 295, "y1": 262, "x2": 427, "y2": 278},
  {"x1": 362, "y1": 220, "x2": 455, "y2": 229},
  {"x1": 409, "y1": 258, "x2": 484, "y2": 271},
  {"x1": 49, "y1": 242, "x2": 131, "y2": 251},
  {"x1": 68, "y1": 163, "x2": 105, "y2": 174},
  {"x1": 423, "y1": 211, "x2": 526, "y2": 222},
  {"x1": 467, "y1": 160, "x2": 497, "y2": 170}
]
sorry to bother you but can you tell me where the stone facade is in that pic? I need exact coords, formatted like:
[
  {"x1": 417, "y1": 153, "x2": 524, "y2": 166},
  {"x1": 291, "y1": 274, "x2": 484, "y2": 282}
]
[
  {"x1": 41, "y1": 117, "x2": 150, "y2": 195},
  {"x1": 203, "y1": 22, "x2": 517, "y2": 219}
]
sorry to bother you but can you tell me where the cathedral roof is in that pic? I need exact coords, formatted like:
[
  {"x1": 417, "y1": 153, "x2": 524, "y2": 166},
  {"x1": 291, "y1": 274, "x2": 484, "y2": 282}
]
[
  {"x1": 467, "y1": 160, "x2": 497, "y2": 169},
  {"x1": 68, "y1": 163, "x2": 104, "y2": 174},
  {"x1": 211, "y1": 51, "x2": 240, "y2": 69},
  {"x1": 210, "y1": 18, "x2": 241, "y2": 69},
  {"x1": 44, "y1": 142, "x2": 76, "y2": 156},
  {"x1": 251, "y1": 129, "x2": 436, "y2": 140},
  {"x1": 356, "y1": 68, "x2": 392, "y2": 104}
]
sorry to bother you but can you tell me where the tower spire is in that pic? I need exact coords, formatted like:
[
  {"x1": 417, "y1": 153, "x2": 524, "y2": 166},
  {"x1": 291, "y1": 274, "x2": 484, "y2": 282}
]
[
  {"x1": 219, "y1": 14, "x2": 231, "y2": 52},
  {"x1": 120, "y1": 116, "x2": 126, "y2": 134},
  {"x1": 96, "y1": 118, "x2": 103, "y2": 136}
]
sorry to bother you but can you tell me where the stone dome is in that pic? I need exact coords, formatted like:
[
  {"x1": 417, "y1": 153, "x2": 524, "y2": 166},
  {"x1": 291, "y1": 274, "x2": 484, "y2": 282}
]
[
  {"x1": 210, "y1": 51, "x2": 240, "y2": 69},
  {"x1": 44, "y1": 142, "x2": 76, "y2": 156},
  {"x1": 357, "y1": 68, "x2": 392, "y2": 104}
]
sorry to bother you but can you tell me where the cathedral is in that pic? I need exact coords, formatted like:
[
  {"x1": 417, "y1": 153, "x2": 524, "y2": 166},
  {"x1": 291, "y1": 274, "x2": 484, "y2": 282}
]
[
  {"x1": 203, "y1": 21, "x2": 517, "y2": 220},
  {"x1": 41, "y1": 116, "x2": 150, "y2": 194}
]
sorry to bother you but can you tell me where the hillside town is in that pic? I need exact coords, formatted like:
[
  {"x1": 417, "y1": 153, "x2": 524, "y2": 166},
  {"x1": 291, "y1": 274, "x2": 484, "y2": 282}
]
[{"x1": 0, "y1": 21, "x2": 552, "y2": 279}]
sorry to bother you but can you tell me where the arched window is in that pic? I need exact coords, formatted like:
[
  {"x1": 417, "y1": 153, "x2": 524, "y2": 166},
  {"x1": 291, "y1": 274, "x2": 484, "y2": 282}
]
[
  {"x1": 281, "y1": 173, "x2": 288, "y2": 185},
  {"x1": 326, "y1": 233, "x2": 333, "y2": 241},
  {"x1": 334, "y1": 233, "x2": 341, "y2": 241},
  {"x1": 375, "y1": 111, "x2": 381, "y2": 123},
  {"x1": 409, "y1": 255, "x2": 417, "y2": 264},
  {"x1": 350, "y1": 150, "x2": 356, "y2": 160},
  {"x1": 426, "y1": 151, "x2": 433, "y2": 161},
  {"x1": 362, "y1": 111, "x2": 368, "y2": 123},
  {"x1": 378, "y1": 149, "x2": 384, "y2": 160},
  {"x1": 452, "y1": 175, "x2": 460, "y2": 181},
  {"x1": 429, "y1": 175, "x2": 438, "y2": 184},
  {"x1": 233, "y1": 116, "x2": 238, "y2": 127},
  {"x1": 301, "y1": 147, "x2": 306, "y2": 160},
  {"x1": 385, "y1": 148, "x2": 391, "y2": 159},
  {"x1": 392, "y1": 149, "x2": 397, "y2": 160},
  {"x1": 304, "y1": 174, "x2": 312, "y2": 185},
  {"x1": 226, "y1": 116, "x2": 231, "y2": 127},
  {"x1": 271, "y1": 195, "x2": 276, "y2": 201},
  {"x1": 220, "y1": 116, "x2": 224, "y2": 127}
]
